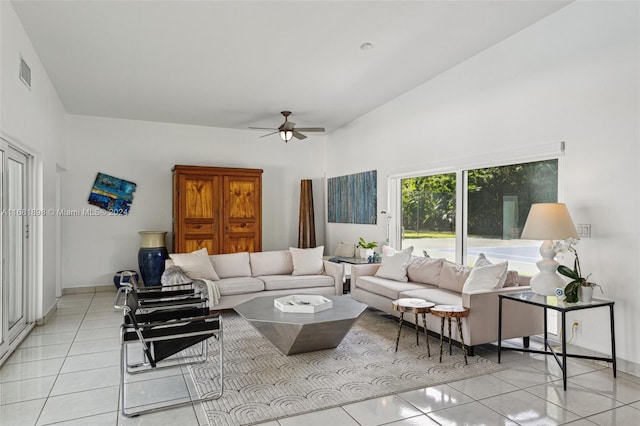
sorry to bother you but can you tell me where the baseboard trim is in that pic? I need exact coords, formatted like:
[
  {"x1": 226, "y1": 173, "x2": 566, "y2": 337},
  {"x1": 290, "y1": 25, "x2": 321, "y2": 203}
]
[{"x1": 62, "y1": 285, "x2": 115, "y2": 295}]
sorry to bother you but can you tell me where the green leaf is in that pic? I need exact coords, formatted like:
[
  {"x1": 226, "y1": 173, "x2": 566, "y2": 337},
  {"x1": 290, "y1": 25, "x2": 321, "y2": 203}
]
[
  {"x1": 564, "y1": 280, "x2": 581, "y2": 303},
  {"x1": 558, "y1": 265, "x2": 579, "y2": 280}
]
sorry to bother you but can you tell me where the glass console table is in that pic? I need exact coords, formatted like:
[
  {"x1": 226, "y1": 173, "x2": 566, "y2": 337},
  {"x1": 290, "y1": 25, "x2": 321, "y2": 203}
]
[{"x1": 498, "y1": 291, "x2": 616, "y2": 390}]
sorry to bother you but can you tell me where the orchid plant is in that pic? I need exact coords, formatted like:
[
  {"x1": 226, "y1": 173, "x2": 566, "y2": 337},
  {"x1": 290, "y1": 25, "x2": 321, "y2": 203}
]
[{"x1": 554, "y1": 238, "x2": 602, "y2": 303}]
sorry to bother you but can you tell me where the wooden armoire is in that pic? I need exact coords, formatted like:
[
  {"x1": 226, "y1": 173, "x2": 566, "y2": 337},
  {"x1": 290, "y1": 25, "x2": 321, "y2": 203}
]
[{"x1": 172, "y1": 165, "x2": 263, "y2": 254}]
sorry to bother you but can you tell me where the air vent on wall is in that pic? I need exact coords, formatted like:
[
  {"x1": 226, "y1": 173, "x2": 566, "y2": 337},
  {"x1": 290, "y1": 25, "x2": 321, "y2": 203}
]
[{"x1": 19, "y1": 55, "x2": 31, "y2": 89}]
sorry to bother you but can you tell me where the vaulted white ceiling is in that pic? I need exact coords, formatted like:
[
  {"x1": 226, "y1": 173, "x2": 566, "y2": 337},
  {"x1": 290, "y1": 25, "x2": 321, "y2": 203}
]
[{"x1": 12, "y1": 0, "x2": 571, "y2": 134}]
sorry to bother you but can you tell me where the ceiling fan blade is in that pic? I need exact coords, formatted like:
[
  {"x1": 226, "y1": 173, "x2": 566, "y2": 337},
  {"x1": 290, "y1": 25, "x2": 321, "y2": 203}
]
[
  {"x1": 295, "y1": 127, "x2": 325, "y2": 132},
  {"x1": 292, "y1": 131, "x2": 307, "y2": 140},
  {"x1": 249, "y1": 126, "x2": 277, "y2": 131},
  {"x1": 259, "y1": 131, "x2": 279, "y2": 138}
]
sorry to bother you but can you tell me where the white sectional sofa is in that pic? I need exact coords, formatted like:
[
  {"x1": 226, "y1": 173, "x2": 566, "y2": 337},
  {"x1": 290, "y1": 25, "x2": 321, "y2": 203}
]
[
  {"x1": 350, "y1": 255, "x2": 544, "y2": 355},
  {"x1": 165, "y1": 249, "x2": 344, "y2": 310}
]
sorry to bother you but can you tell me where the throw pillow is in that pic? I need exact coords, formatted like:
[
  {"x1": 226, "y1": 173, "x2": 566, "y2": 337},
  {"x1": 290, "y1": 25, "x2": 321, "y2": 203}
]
[
  {"x1": 503, "y1": 270, "x2": 520, "y2": 287},
  {"x1": 375, "y1": 247, "x2": 413, "y2": 282},
  {"x1": 382, "y1": 245, "x2": 414, "y2": 257},
  {"x1": 334, "y1": 242, "x2": 356, "y2": 257},
  {"x1": 474, "y1": 253, "x2": 508, "y2": 288},
  {"x1": 437, "y1": 261, "x2": 472, "y2": 293},
  {"x1": 290, "y1": 246, "x2": 325, "y2": 276},
  {"x1": 169, "y1": 247, "x2": 220, "y2": 281},
  {"x1": 462, "y1": 258, "x2": 509, "y2": 293}
]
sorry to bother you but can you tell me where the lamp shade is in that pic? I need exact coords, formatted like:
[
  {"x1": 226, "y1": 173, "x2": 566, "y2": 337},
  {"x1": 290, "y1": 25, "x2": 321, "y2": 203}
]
[{"x1": 521, "y1": 203, "x2": 579, "y2": 240}]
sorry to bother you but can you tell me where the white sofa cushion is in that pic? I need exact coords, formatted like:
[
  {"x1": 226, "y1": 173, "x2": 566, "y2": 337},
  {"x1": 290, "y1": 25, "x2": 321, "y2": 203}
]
[
  {"x1": 259, "y1": 274, "x2": 334, "y2": 291},
  {"x1": 210, "y1": 252, "x2": 251, "y2": 278},
  {"x1": 216, "y1": 277, "x2": 265, "y2": 296},
  {"x1": 250, "y1": 250, "x2": 294, "y2": 276},
  {"x1": 356, "y1": 275, "x2": 430, "y2": 300},
  {"x1": 407, "y1": 257, "x2": 444, "y2": 285},
  {"x1": 375, "y1": 247, "x2": 413, "y2": 282},
  {"x1": 437, "y1": 261, "x2": 471, "y2": 293},
  {"x1": 169, "y1": 248, "x2": 220, "y2": 281},
  {"x1": 290, "y1": 246, "x2": 325, "y2": 275}
]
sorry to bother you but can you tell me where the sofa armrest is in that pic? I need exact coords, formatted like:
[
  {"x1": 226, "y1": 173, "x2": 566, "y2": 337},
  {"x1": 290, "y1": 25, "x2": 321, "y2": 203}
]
[
  {"x1": 350, "y1": 264, "x2": 382, "y2": 291},
  {"x1": 323, "y1": 260, "x2": 345, "y2": 295},
  {"x1": 462, "y1": 286, "x2": 544, "y2": 344}
]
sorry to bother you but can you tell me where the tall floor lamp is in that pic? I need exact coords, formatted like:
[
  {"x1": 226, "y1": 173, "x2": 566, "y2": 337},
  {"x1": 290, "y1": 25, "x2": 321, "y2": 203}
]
[{"x1": 521, "y1": 203, "x2": 579, "y2": 296}]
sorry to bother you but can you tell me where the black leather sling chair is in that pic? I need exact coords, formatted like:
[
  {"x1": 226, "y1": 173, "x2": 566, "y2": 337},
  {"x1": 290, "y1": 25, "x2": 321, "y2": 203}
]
[{"x1": 114, "y1": 285, "x2": 223, "y2": 417}]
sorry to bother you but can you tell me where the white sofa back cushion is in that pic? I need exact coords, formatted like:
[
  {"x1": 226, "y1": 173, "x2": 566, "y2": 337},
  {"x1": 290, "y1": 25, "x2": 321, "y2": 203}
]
[
  {"x1": 290, "y1": 246, "x2": 325, "y2": 276},
  {"x1": 407, "y1": 257, "x2": 444, "y2": 285},
  {"x1": 250, "y1": 250, "x2": 294, "y2": 276},
  {"x1": 169, "y1": 248, "x2": 220, "y2": 281},
  {"x1": 210, "y1": 252, "x2": 251, "y2": 279}
]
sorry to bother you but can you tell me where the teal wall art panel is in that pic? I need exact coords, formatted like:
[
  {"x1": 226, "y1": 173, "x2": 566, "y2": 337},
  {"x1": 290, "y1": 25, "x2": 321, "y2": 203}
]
[{"x1": 328, "y1": 170, "x2": 377, "y2": 224}]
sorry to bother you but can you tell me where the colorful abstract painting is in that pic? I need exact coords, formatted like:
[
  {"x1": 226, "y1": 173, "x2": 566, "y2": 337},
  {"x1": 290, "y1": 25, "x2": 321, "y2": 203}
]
[
  {"x1": 328, "y1": 170, "x2": 377, "y2": 224},
  {"x1": 88, "y1": 172, "x2": 136, "y2": 215}
]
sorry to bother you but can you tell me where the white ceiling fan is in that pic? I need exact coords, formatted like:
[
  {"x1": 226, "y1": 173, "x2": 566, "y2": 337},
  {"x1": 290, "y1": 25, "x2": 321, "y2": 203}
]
[{"x1": 249, "y1": 111, "x2": 325, "y2": 142}]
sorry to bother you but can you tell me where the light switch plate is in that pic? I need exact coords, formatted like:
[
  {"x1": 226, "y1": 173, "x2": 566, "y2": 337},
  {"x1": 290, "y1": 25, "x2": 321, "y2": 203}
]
[{"x1": 577, "y1": 224, "x2": 591, "y2": 238}]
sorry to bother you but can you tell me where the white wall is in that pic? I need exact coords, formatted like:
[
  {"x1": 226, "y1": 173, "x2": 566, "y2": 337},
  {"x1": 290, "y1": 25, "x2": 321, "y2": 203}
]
[
  {"x1": 1, "y1": 2, "x2": 68, "y2": 318},
  {"x1": 63, "y1": 115, "x2": 326, "y2": 288},
  {"x1": 325, "y1": 2, "x2": 640, "y2": 368}
]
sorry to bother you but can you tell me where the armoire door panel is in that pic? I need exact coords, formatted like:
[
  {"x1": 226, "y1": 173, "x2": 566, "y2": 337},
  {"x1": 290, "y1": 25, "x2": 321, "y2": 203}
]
[
  {"x1": 185, "y1": 238, "x2": 216, "y2": 254},
  {"x1": 223, "y1": 237, "x2": 255, "y2": 254}
]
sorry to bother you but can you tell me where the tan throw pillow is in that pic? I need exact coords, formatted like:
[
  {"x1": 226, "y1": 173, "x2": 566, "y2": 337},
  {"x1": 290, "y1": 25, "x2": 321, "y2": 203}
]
[
  {"x1": 169, "y1": 247, "x2": 220, "y2": 281},
  {"x1": 375, "y1": 248, "x2": 413, "y2": 282},
  {"x1": 407, "y1": 257, "x2": 444, "y2": 285},
  {"x1": 290, "y1": 246, "x2": 325, "y2": 275},
  {"x1": 503, "y1": 270, "x2": 520, "y2": 287},
  {"x1": 462, "y1": 258, "x2": 509, "y2": 293},
  {"x1": 437, "y1": 261, "x2": 472, "y2": 293}
]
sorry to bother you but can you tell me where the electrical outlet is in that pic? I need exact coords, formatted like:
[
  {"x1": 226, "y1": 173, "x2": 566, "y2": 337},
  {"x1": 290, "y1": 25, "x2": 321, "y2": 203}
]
[{"x1": 577, "y1": 224, "x2": 591, "y2": 238}]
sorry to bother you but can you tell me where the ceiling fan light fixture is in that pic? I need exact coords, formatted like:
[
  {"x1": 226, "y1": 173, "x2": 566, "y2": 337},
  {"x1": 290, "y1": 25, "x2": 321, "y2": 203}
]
[{"x1": 279, "y1": 129, "x2": 293, "y2": 142}]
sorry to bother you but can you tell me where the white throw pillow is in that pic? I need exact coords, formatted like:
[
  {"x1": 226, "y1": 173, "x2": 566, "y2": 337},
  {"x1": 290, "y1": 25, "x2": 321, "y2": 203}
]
[
  {"x1": 462, "y1": 257, "x2": 508, "y2": 293},
  {"x1": 375, "y1": 247, "x2": 413, "y2": 282},
  {"x1": 334, "y1": 242, "x2": 356, "y2": 257},
  {"x1": 382, "y1": 245, "x2": 413, "y2": 257},
  {"x1": 169, "y1": 247, "x2": 220, "y2": 281},
  {"x1": 290, "y1": 246, "x2": 325, "y2": 276},
  {"x1": 473, "y1": 253, "x2": 508, "y2": 288}
]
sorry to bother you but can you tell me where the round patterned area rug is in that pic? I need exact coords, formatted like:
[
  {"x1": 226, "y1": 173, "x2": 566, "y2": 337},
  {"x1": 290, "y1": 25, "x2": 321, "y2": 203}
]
[{"x1": 190, "y1": 308, "x2": 505, "y2": 425}]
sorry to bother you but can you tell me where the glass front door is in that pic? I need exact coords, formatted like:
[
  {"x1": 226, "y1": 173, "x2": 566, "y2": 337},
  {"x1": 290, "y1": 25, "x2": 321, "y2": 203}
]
[{"x1": 0, "y1": 142, "x2": 29, "y2": 358}]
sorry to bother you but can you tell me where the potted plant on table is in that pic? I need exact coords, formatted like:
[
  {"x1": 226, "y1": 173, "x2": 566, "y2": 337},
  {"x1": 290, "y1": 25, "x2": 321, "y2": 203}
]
[
  {"x1": 555, "y1": 239, "x2": 602, "y2": 303},
  {"x1": 357, "y1": 237, "x2": 378, "y2": 260}
]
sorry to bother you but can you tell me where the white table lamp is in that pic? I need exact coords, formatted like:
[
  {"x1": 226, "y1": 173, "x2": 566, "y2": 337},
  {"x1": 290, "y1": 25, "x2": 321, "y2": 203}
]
[{"x1": 521, "y1": 203, "x2": 579, "y2": 296}]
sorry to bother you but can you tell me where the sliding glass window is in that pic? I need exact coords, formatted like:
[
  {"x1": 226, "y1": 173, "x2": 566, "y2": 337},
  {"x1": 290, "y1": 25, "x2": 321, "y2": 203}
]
[{"x1": 400, "y1": 159, "x2": 558, "y2": 275}]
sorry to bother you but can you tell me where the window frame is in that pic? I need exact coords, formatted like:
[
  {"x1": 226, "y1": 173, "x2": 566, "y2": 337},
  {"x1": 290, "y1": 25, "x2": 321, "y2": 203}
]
[{"x1": 388, "y1": 142, "x2": 565, "y2": 266}]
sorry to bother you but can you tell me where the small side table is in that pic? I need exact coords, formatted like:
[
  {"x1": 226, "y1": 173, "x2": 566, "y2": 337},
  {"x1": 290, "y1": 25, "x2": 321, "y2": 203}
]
[
  {"x1": 430, "y1": 305, "x2": 470, "y2": 365},
  {"x1": 392, "y1": 298, "x2": 435, "y2": 356}
]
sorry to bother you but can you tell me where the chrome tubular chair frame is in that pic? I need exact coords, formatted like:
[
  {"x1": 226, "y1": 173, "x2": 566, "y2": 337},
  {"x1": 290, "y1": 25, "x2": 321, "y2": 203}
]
[{"x1": 115, "y1": 287, "x2": 223, "y2": 417}]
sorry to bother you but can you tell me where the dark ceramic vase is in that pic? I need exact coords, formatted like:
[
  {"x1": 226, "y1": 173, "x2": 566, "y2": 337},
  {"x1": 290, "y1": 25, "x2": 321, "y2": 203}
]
[
  {"x1": 137, "y1": 231, "x2": 168, "y2": 287},
  {"x1": 113, "y1": 270, "x2": 139, "y2": 289}
]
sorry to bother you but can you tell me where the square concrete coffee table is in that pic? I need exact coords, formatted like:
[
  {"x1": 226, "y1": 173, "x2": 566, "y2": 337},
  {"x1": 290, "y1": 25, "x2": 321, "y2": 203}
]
[{"x1": 234, "y1": 295, "x2": 367, "y2": 355}]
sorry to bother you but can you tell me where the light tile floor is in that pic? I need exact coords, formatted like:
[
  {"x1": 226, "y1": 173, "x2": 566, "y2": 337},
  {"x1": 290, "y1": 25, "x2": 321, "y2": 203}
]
[{"x1": 1, "y1": 292, "x2": 638, "y2": 425}]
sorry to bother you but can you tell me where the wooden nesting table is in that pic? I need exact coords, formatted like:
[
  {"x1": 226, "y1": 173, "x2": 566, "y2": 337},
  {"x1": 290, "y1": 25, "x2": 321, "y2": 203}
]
[
  {"x1": 392, "y1": 298, "x2": 435, "y2": 356},
  {"x1": 430, "y1": 305, "x2": 470, "y2": 365}
]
